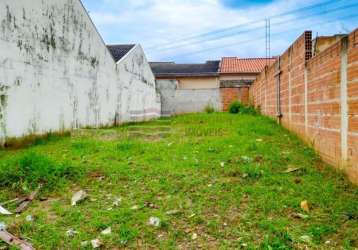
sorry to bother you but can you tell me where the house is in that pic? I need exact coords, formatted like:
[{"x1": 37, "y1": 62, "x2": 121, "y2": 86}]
[
  {"x1": 150, "y1": 61, "x2": 221, "y2": 116},
  {"x1": 151, "y1": 57, "x2": 276, "y2": 115},
  {"x1": 219, "y1": 57, "x2": 276, "y2": 111}
]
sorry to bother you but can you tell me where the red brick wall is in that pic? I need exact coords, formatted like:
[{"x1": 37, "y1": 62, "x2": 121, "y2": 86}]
[
  {"x1": 347, "y1": 29, "x2": 358, "y2": 182},
  {"x1": 221, "y1": 87, "x2": 249, "y2": 111},
  {"x1": 250, "y1": 28, "x2": 358, "y2": 184}
]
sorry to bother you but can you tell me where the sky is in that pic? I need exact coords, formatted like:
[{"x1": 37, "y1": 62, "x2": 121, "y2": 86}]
[{"x1": 81, "y1": 0, "x2": 358, "y2": 63}]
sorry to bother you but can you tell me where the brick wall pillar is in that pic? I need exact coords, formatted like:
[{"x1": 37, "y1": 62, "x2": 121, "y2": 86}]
[{"x1": 340, "y1": 37, "x2": 349, "y2": 166}]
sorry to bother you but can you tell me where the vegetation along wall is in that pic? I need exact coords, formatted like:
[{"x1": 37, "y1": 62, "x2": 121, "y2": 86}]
[
  {"x1": 0, "y1": 0, "x2": 161, "y2": 146},
  {"x1": 250, "y1": 28, "x2": 358, "y2": 184}
]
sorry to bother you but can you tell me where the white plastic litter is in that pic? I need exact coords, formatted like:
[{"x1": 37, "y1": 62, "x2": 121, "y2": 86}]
[
  {"x1": 0, "y1": 206, "x2": 12, "y2": 215},
  {"x1": 71, "y1": 190, "x2": 87, "y2": 206},
  {"x1": 148, "y1": 217, "x2": 161, "y2": 227}
]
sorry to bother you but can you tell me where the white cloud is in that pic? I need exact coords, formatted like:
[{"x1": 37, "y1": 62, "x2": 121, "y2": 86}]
[{"x1": 85, "y1": 0, "x2": 358, "y2": 62}]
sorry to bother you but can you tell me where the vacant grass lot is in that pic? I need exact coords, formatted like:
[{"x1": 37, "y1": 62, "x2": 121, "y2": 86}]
[{"x1": 0, "y1": 113, "x2": 357, "y2": 249}]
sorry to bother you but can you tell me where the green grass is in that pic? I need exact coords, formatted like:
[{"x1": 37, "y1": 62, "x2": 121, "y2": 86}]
[{"x1": 0, "y1": 113, "x2": 357, "y2": 249}]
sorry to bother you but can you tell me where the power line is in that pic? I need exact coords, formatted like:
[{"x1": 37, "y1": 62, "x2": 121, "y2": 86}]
[
  {"x1": 148, "y1": 2, "x2": 358, "y2": 53},
  {"x1": 163, "y1": 13, "x2": 358, "y2": 60},
  {"x1": 146, "y1": 0, "x2": 345, "y2": 49}
]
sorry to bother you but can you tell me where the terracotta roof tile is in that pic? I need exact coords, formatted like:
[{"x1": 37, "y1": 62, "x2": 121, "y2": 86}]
[{"x1": 220, "y1": 57, "x2": 276, "y2": 74}]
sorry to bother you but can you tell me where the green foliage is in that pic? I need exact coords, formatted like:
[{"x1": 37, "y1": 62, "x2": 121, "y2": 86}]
[
  {"x1": 228, "y1": 101, "x2": 258, "y2": 115},
  {"x1": 117, "y1": 141, "x2": 136, "y2": 151},
  {"x1": 0, "y1": 151, "x2": 82, "y2": 192},
  {"x1": 308, "y1": 224, "x2": 337, "y2": 243},
  {"x1": 0, "y1": 113, "x2": 357, "y2": 249},
  {"x1": 204, "y1": 103, "x2": 215, "y2": 114},
  {"x1": 118, "y1": 225, "x2": 138, "y2": 246},
  {"x1": 228, "y1": 101, "x2": 243, "y2": 114},
  {"x1": 240, "y1": 104, "x2": 258, "y2": 115}
]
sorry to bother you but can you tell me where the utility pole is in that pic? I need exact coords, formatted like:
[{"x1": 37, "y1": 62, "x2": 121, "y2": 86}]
[{"x1": 265, "y1": 18, "x2": 271, "y2": 64}]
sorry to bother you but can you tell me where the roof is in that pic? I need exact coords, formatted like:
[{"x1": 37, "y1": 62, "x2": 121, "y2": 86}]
[
  {"x1": 150, "y1": 61, "x2": 220, "y2": 78},
  {"x1": 220, "y1": 57, "x2": 276, "y2": 74},
  {"x1": 107, "y1": 44, "x2": 136, "y2": 62}
]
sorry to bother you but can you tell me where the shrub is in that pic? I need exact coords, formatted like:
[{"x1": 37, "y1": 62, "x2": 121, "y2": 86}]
[
  {"x1": 228, "y1": 101, "x2": 258, "y2": 115},
  {"x1": 204, "y1": 104, "x2": 215, "y2": 114},
  {"x1": 241, "y1": 105, "x2": 258, "y2": 115},
  {"x1": 228, "y1": 101, "x2": 243, "y2": 114},
  {"x1": 0, "y1": 152, "x2": 82, "y2": 192}
]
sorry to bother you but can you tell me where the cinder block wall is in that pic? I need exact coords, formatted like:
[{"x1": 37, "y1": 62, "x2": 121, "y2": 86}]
[{"x1": 250, "y1": 28, "x2": 358, "y2": 184}]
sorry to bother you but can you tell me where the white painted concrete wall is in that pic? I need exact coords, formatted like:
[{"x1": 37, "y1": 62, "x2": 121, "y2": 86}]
[
  {"x1": 116, "y1": 45, "x2": 161, "y2": 122},
  {"x1": 0, "y1": 0, "x2": 160, "y2": 144},
  {"x1": 156, "y1": 79, "x2": 222, "y2": 116}
]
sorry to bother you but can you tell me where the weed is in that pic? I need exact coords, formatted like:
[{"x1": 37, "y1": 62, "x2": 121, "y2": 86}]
[
  {"x1": 0, "y1": 151, "x2": 82, "y2": 192},
  {"x1": 204, "y1": 103, "x2": 215, "y2": 114},
  {"x1": 118, "y1": 225, "x2": 138, "y2": 246},
  {"x1": 308, "y1": 224, "x2": 337, "y2": 243},
  {"x1": 240, "y1": 104, "x2": 258, "y2": 115},
  {"x1": 228, "y1": 101, "x2": 258, "y2": 115}
]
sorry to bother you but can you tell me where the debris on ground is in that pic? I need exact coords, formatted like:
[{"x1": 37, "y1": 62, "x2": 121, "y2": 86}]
[
  {"x1": 39, "y1": 197, "x2": 48, "y2": 202},
  {"x1": 131, "y1": 205, "x2": 139, "y2": 210},
  {"x1": 0, "y1": 205, "x2": 12, "y2": 215},
  {"x1": 254, "y1": 155, "x2": 264, "y2": 163},
  {"x1": 191, "y1": 233, "x2": 198, "y2": 240},
  {"x1": 148, "y1": 217, "x2": 161, "y2": 227},
  {"x1": 91, "y1": 239, "x2": 102, "y2": 248},
  {"x1": 81, "y1": 241, "x2": 89, "y2": 247},
  {"x1": 25, "y1": 215, "x2": 33, "y2": 222},
  {"x1": 300, "y1": 200, "x2": 310, "y2": 212},
  {"x1": 66, "y1": 229, "x2": 78, "y2": 238},
  {"x1": 15, "y1": 186, "x2": 41, "y2": 214},
  {"x1": 300, "y1": 235, "x2": 312, "y2": 243},
  {"x1": 283, "y1": 166, "x2": 301, "y2": 173},
  {"x1": 294, "y1": 178, "x2": 302, "y2": 184},
  {"x1": 144, "y1": 201, "x2": 159, "y2": 209},
  {"x1": 256, "y1": 139, "x2": 263, "y2": 142},
  {"x1": 101, "y1": 227, "x2": 111, "y2": 235},
  {"x1": 220, "y1": 162, "x2": 225, "y2": 167},
  {"x1": 166, "y1": 210, "x2": 181, "y2": 215},
  {"x1": 241, "y1": 156, "x2": 252, "y2": 163},
  {"x1": 1, "y1": 198, "x2": 21, "y2": 206},
  {"x1": 0, "y1": 227, "x2": 34, "y2": 250},
  {"x1": 291, "y1": 213, "x2": 309, "y2": 219},
  {"x1": 71, "y1": 190, "x2": 87, "y2": 206},
  {"x1": 0, "y1": 222, "x2": 6, "y2": 231},
  {"x1": 112, "y1": 197, "x2": 121, "y2": 207}
]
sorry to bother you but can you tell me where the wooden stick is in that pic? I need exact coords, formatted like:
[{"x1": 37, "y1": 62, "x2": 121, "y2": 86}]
[
  {"x1": 0, "y1": 230, "x2": 34, "y2": 250},
  {"x1": 15, "y1": 186, "x2": 41, "y2": 214},
  {"x1": 0, "y1": 198, "x2": 20, "y2": 206}
]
